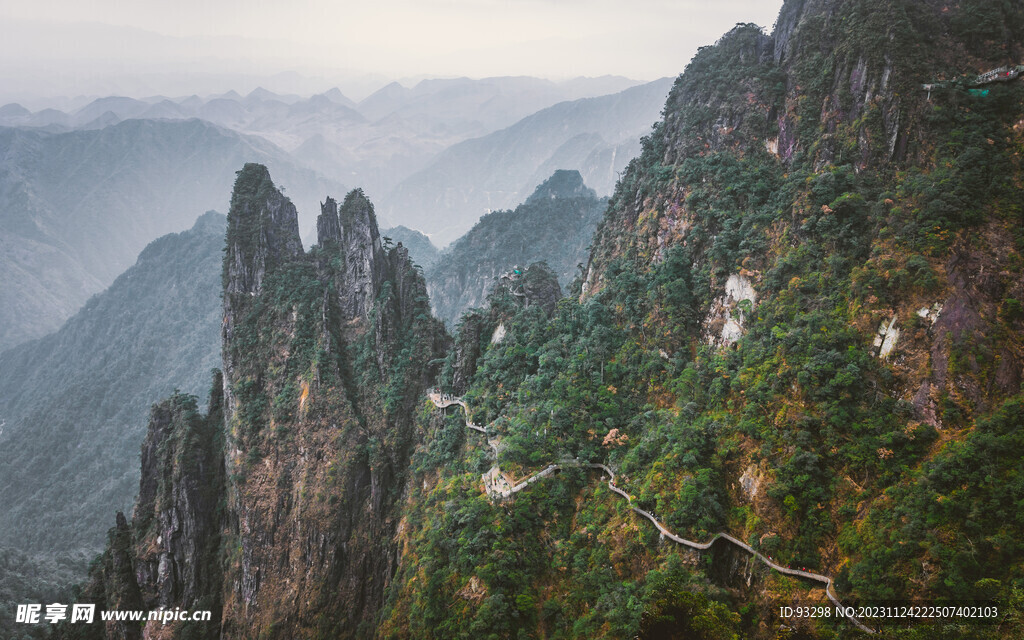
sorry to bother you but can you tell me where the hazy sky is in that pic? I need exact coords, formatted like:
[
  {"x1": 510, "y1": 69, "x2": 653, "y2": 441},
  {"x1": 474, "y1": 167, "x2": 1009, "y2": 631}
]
[{"x1": 0, "y1": 0, "x2": 785, "y2": 100}]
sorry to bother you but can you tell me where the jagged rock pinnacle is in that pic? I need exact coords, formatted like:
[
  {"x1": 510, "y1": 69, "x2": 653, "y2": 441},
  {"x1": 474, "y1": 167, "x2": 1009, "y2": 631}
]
[
  {"x1": 223, "y1": 163, "x2": 303, "y2": 297},
  {"x1": 334, "y1": 188, "x2": 385, "y2": 320},
  {"x1": 317, "y1": 196, "x2": 342, "y2": 245}
]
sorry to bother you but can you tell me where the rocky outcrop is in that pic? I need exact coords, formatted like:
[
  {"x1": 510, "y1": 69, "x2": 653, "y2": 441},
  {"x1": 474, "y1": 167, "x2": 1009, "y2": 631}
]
[
  {"x1": 102, "y1": 513, "x2": 145, "y2": 640},
  {"x1": 317, "y1": 196, "x2": 343, "y2": 244},
  {"x1": 217, "y1": 168, "x2": 448, "y2": 638},
  {"x1": 65, "y1": 164, "x2": 449, "y2": 639},
  {"x1": 57, "y1": 379, "x2": 224, "y2": 640},
  {"x1": 449, "y1": 311, "x2": 487, "y2": 394},
  {"x1": 131, "y1": 377, "x2": 224, "y2": 620},
  {"x1": 222, "y1": 163, "x2": 305, "y2": 432},
  {"x1": 661, "y1": 25, "x2": 776, "y2": 164},
  {"x1": 223, "y1": 163, "x2": 303, "y2": 297},
  {"x1": 584, "y1": 0, "x2": 1024, "y2": 296},
  {"x1": 494, "y1": 262, "x2": 562, "y2": 315},
  {"x1": 873, "y1": 314, "x2": 900, "y2": 359},
  {"x1": 334, "y1": 189, "x2": 386, "y2": 321},
  {"x1": 704, "y1": 273, "x2": 757, "y2": 347}
]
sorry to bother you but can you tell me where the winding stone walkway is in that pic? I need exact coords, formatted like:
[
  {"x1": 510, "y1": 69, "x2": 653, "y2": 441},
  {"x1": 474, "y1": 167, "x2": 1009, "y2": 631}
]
[{"x1": 426, "y1": 390, "x2": 875, "y2": 634}]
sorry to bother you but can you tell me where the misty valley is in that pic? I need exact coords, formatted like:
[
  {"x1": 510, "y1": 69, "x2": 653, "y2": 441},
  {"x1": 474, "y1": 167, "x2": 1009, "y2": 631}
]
[{"x1": 2, "y1": 1, "x2": 1024, "y2": 639}]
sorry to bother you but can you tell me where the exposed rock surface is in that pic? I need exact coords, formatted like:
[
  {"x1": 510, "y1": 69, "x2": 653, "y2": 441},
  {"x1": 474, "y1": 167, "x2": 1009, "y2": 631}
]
[
  {"x1": 704, "y1": 273, "x2": 758, "y2": 346},
  {"x1": 449, "y1": 311, "x2": 487, "y2": 394},
  {"x1": 219, "y1": 167, "x2": 448, "y2": 637},
  {"x1": 65, "y1": 165, "x2": 449, "y2": 639},
  {"x1": 132, "y1": 379, "x2": 224, "y2": 618},
  {"x1": 873, "y1": 315, "x2": 900, "y2": 359},
  {"x1": 324, "y1": 189, "x2": 386, "y2": 321},
  {"x1": 61, "y1": 383, "x2": 224, "y2": 640},
  {"x1": 223, "y1": 163, "x2": 304, "y2": 298}
]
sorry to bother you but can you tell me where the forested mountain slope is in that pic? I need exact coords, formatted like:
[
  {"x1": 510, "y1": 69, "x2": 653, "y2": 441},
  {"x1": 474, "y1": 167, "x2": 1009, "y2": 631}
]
[
  {"x1": 381, "y1": 0, "x2": 1024, "y2": 637},
  {"x1": 426, "y1": 170, "x2": 606, "y2": 326},
  {"x1": 44, "y1": 0, "x2": 1024, "y2": 638},
  {"x1": 0, "y1": 213, "x2": 225, "y2": 558}
]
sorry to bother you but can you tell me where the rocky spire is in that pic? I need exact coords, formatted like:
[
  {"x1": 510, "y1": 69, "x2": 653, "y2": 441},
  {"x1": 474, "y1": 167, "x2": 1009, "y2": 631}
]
[
  {"x1": 222, "y1": 163, "x2": 303, "y2": 432},
  {"x1": 317, "y1": 196, "x2": 342, "y2": 245},
  {"x1": 335, "y1": 188, "x2": 385, "y2": 320},
  {"x1": 222, "y1": 163, "x2": 303, "y2": 297}
]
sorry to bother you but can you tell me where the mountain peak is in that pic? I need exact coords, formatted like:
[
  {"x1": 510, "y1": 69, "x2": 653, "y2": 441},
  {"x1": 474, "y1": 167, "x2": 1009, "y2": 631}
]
[
  {"x1": 319, "y1": 87, "x2": 355, "y2": 107},
  {"x1": 245, "y1": 86, "x2": 278, "y2": 102},
  {"x1": 223, "y1": 163, "x2": 303, "y2": 296},
  {"x1": 525, "y1": 169, "x2": 595, "y2": 204},
  {"x1": 0, "y1": 103, "x2": 29, "y2": 117},
  {"x1": 190, "y1": 210, "x2": 226, "y2": 236},
  {"x1": 317, "y1": 196, "x2": 342, "y2": 245}
]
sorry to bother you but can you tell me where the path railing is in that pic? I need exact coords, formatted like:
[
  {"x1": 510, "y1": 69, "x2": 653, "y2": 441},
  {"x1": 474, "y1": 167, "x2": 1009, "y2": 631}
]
[{"x1": 426, "y1": 392, "x2": 875, "y2": 634}]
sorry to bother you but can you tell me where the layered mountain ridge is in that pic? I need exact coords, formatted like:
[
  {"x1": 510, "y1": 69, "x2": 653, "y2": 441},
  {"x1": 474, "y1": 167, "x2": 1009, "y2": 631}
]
[
  {"x1": 0, "y1": 118, "x2": 346, "y2": 351},
  {"x1": 44, "y1": 0, "x2": 1024, "y2": 638},
  {"x1": 0, "y1": 212, "x2": 226, "y2": 556}
]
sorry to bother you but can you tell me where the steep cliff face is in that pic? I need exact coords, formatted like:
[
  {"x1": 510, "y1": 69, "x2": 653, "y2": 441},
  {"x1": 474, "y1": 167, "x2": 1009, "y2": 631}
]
[
  {"x1": 59, "y1": 381, "x2": 225, "y2": 640},
  {"x1": 586, "y1": 0, "x2": 1024, "y2": 294},
  {"x1": 66, "y1": 165, "x2": 449, "y2": 639},
  {"x1": 132, "y1": 380, "x2": 225, "y2": 630},
  {"x1": 582, "y1": 0, "x2": 1024, "y2": 424},
  {"x1": 219, "y1": 167, "x2": 448, "y2": 638},
  {"x1": 317, "y1": 189, "x2": 386, "y2": 321},
  {"x1": 222, "y1": 163, "x2": 305, "y2": 298}
]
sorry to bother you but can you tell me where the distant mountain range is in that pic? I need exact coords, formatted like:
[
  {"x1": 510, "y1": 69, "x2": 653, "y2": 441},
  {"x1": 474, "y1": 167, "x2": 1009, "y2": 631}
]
[
  {"x1": 0, "y1": 76, "x2": 642, "y2": 200},
  {"x1": 0, "y1": 76, "x2": 662, "y2": 352},
  {"x1": 0, "y1": 118, "x2": 345, "y2": 351},
  {"x1": 383, "y1": 77, "x2": 672, "y2": 244}
]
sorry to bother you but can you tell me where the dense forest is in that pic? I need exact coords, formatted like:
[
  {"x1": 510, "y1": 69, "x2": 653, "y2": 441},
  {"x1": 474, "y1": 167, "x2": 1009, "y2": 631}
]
[
  {"x1": 427, "y1": 170, "x2": 606, "y2": 326},
  {"x1": 23, "y1": 0, "x2": 1024, "y2": 638},
  {"x1": 378, "y1": 1, "x2": 1024, "y2": 637}
]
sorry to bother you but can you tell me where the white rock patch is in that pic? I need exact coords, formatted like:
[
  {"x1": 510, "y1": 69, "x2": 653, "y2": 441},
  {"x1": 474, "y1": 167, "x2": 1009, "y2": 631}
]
[
  {"x1": 490, "y1": 322, "x2": 506, "y2": 345},
  {"x1": 874, "y1": 315, "x2": 900, "y2": 358},
  {"x1": 739, "y1": 464, "x2": 762, "y2": 500},
  {"x1": 916, "y1": 302, "x2": 943, "y2": 325},
  {"x1": 705, "y1": 274, "x2": 756, "y2": 346},
  {"x1": 726, "y1": 273, "x2": 757, "y2": 304}
]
